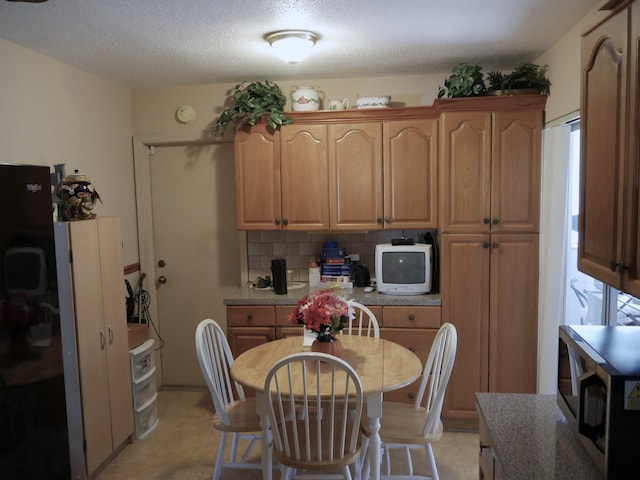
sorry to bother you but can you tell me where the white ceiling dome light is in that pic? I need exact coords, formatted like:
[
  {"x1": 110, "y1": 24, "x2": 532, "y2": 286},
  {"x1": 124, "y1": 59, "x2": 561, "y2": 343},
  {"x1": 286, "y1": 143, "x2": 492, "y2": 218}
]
[{"x1": 265, "y1": 30, "x2": 319, "y2": 65}]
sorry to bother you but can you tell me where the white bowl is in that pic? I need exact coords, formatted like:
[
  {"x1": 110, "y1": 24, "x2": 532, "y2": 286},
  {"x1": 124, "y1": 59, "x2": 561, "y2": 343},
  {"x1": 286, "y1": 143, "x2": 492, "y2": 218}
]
[{"x1": 356, "y1": 96, "x2": 391, "y2": 108}]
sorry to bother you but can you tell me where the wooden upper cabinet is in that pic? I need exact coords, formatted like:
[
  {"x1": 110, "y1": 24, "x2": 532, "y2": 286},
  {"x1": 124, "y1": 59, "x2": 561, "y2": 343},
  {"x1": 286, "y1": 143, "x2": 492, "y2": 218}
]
[
  {"x1": 329, "y1": 123, "x2": 383, "y2": 230},
  {"x1": 578, "y1": 6, "x2": 629, "y2": 288},
  {"x1": 491, "y1": 110, "x2": 542, "y2": 233},
  {"x1": 234, "y1": 124, "x2": 281, "y2": 229},
  {"x1": 383, "y1": 119, "x2": 438, "y2": 229},
  {"x1": 440, "y1": 111, "x2": 492, "y2": 234},
  {"x1": 280, "y1": 124, "x2": 330, "y2": 230},
  {"x1": 439, "y1": 109, "x2": 542, "y2": 234}
]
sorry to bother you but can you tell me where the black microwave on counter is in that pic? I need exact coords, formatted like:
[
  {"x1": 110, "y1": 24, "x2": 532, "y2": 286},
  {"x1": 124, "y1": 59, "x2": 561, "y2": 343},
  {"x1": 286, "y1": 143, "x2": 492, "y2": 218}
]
[{"x1": 557, "y1": 325, "x2": 640, "y2": 478}]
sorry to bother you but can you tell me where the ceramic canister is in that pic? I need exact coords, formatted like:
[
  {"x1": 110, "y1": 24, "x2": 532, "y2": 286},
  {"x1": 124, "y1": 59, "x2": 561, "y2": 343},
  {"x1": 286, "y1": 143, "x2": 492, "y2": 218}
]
[
  {"x1": 291, "y1": 86, "x2": 320, "y2": 111},
  {"x1": 56, "y1": 170, "x2": 101, "y2": 221}
]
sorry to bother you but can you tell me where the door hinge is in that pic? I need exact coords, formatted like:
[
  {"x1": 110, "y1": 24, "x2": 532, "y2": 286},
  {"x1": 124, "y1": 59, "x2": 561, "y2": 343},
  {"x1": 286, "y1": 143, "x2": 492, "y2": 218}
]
[
  {"x1": 148, "y1": 145, "x2": 156, "y2": 155},
  {"x1": 68, "y1": 249, "x2": 73, "y2": 263}
]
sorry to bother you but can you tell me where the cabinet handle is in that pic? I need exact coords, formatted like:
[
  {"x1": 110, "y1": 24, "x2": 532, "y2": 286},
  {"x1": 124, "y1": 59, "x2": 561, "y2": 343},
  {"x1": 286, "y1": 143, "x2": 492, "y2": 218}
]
[
  {"x1": 483, "y1": 218, "x2": 490, "y2": 224},
  {"x1": 493, "y1": 218, "x2": 500, "y2": 225},
  {"x1": 247, "y1": 313, "x2": 253, "y2": 321},
  {"x1": 384, "y1": 216, "x2": 391, "y2": 223},
  {"x1": 275, "y1": 218, "x2": 281, "y2": 225},
  {"x1": 99, "y1": 330, "x2": 106, "y2": 350},
  {"x1": 108, "y1": 325, "x2": 114, "y2": 345},
  {"x1": 282, "y1": 218, "x2": 289, "y2": 226},
  {"x1": 408, "y1": 314, "x2": 415, "y2": 321},
  {"x1": 376, "y1": 217, "x2": 383, "y2": 224},
  {"x1": 611, "y1": 260, "x2": 629, "y2": 273}
]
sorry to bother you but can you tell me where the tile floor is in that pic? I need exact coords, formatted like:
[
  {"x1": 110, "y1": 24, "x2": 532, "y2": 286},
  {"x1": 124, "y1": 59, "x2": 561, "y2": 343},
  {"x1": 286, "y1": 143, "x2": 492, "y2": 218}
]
[{"x1": 96, "y1": 389, "x2": 479, "y2": 480}]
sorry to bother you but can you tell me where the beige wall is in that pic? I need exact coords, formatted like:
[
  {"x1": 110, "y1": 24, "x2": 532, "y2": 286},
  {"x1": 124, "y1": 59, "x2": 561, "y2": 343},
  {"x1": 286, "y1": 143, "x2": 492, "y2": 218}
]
[{"x1": 0, "y1": 38, "x2": 139, "y2": 268}]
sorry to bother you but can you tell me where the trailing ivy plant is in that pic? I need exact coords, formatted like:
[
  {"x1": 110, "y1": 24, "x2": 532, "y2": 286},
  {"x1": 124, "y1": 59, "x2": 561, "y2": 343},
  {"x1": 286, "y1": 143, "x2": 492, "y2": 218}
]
[
  {"x1": 437, "y1": 63, "x2": 487, "y2": 98},
  {"x1": 209, "y1": 80, "x2": 293, "y2": 137}
]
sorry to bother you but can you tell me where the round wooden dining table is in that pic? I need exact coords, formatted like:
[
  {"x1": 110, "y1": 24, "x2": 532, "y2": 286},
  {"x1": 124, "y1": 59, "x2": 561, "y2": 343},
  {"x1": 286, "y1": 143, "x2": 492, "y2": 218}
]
[{"x1": 231, "y1": 334, "x2": 423, "y2": 480}]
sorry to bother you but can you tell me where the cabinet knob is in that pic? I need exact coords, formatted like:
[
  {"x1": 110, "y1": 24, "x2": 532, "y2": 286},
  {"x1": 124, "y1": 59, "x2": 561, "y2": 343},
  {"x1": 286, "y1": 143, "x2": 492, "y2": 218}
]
[
  {"x1": 408, "y1": 392, "x2": 416, "y2": 400},
  {"x1": 275, "y1": 218, "x2": 281, "y2": 225},
  {"x1": 409, "y1": 347, "x2": 416, "y2": 353},
  {"x1": 408, "y1": 314, "x2": 415, "y2": 321},
  {"x1": 247, "y1": 313, "x2": 253, "y2": 320},
  {"x1": 492, "y1": 242, "x2": 499, "y2": 249},
  {"x1": 384, "y1": 216, "x2": 391, "y2": 223},
  {"x1": 483, "y1": 218, "x2": 490, "y2": 224},
  {"x1": 376, "y1": 217, "x2": 383, "y2": 224},
  {"x1": 493, "y1": 218, "x2": 500, "y2": 225},
  {"x1": 157, "y1": 275, "x2": 167, "y2": 284},
  {"x1": 483, "y1": 242, "x2": 490, "y2": 249},
  {"x1": 282, "y1": 218, "x2": 289, "y2": 226}
]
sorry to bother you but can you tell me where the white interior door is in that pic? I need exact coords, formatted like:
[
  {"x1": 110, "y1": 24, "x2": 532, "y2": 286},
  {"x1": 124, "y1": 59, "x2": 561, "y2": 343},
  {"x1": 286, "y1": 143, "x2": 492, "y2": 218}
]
[{"x1": 149, "y1": 144, "x2": 242, "y2": 386}]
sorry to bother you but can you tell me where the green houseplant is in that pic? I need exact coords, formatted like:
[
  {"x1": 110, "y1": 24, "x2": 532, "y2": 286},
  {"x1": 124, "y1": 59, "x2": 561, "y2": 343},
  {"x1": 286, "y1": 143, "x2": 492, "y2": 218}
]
[
  {"x1": 209, "y1": 80, "x2": 293, "y2": 137},
  {"x1": 437, "y1": 63, "x2": 487, "y2": 98},
  {"x1": 487, "y1": 63, "x2": 551, "y2": 95}
]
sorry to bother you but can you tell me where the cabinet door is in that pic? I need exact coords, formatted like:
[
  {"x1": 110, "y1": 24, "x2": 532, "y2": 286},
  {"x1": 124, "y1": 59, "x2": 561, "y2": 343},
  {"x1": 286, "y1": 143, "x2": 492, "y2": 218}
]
[
  {"x1": 234, "y1": 124, "x2": 281, "y2": 229},
  {"x1": 488, "y1": 234, "x2": 539, "y2": 394},
  {"x1": 383, "y1": 119, "x2": 438, "y2": 229},
  {"x1": 227, "y1": 326, "x2": 275, "y2": 358},
  {"x1": 624, "y1": 4, "x2": 640, "y2": 297},
  {"x1": 578, "y1": 8, "x2": 628, "y2": 286},
  {"x1": 280, "y1": 124, "x2": 330, "y2": 230},
  {"x1": 96, "y1": 217, "x2": 133, "y2": 448},
  {"x1": 491, "y1": 110, "x2": 542, "y2": 233},
  {"x1": 68, "y1": 220, "x2": 112, "y2": 474},
  {"x1": 329, "y1": 123, "x2": 383, "y2": 230},
  {"x1": 440, "y1": 112, "x2": 492, "y2": 234},
  {"x1": 440, "y1": 234, "x2": 490, "y2": 423}
]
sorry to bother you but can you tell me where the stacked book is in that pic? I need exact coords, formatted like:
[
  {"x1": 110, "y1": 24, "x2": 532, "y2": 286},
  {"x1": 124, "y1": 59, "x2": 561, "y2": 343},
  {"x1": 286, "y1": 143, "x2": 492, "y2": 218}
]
[{"x1": 321, "y1": 244, "x2": 351, "y2": 286}]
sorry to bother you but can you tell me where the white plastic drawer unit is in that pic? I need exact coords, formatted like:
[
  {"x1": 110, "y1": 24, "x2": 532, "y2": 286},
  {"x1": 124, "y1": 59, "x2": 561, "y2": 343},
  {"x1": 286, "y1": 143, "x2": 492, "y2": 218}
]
[
  {"x1": 130, "y1": 338, "x2": 155, "y2": 381},
  {"x1": 135, "y1": 394, "x2": 159, "y2": 440},
  {"x1": 133, "y1": 367, "x2": 157, "y2": 409}
]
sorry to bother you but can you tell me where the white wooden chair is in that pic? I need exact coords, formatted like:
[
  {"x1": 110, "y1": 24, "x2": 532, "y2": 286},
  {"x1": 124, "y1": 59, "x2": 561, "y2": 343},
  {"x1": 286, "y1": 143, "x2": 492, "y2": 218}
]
[
  {"x1": 343, "y1": 300, "x2": 380, "y2": 338},
  {"x1": 264, "y1": 352, "x2": 364, "y2": 480},
  {"x1": 195, "y1": 319, "x2": 263, "y2": 480},
  {"x1": 360, "y1": 323, "x2": 457, "y2": 480}
]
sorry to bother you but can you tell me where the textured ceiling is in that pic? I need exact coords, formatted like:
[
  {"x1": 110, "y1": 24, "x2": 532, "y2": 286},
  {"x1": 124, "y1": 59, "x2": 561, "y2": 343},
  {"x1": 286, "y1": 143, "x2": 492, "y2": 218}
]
[{"x1": 0, "y1": 0, "x2": 602, "y2": 88}]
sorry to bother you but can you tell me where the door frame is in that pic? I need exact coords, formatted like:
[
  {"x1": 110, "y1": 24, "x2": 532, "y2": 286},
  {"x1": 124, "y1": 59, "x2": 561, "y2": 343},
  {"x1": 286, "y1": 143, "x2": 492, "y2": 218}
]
[{"x1": 131, "y1": 136, "x2": 248, "y2": 386}]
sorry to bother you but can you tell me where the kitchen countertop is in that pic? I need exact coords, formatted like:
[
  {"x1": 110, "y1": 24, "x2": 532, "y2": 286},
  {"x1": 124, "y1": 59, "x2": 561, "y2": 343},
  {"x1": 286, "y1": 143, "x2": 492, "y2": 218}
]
[
  {"x1": 475, "y1": 393, "x2": 602, "y2": 480},
  {"x1": 223, "y1": 282, "x2": 441, "y2": 306}
]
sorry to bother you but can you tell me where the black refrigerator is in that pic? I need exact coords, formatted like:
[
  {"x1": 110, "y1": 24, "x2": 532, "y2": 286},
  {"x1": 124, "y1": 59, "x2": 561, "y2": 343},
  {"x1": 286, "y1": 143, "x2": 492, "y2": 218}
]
[{"x1": 0, "y1": 164, "x2": 85, "y2": 479}]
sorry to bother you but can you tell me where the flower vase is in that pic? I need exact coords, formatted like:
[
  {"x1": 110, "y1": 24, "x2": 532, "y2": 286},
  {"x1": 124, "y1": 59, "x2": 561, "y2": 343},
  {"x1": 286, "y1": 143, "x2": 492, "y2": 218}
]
[{"x1": 311, "y1": 336, "x2": 343, "y2": 358}]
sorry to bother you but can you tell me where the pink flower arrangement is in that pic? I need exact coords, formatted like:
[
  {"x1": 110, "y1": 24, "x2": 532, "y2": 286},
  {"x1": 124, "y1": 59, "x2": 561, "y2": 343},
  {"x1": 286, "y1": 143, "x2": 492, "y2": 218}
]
[{"x1": 289, "y1": 289, "x2": 354, "y2": 341}]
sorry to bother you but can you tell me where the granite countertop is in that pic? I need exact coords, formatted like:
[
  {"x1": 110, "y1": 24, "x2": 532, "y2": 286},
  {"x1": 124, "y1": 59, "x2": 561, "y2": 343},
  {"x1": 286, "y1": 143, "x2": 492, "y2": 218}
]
[
  {"x1": 223, "y1": 282, "x2": 441, "y2": 307},
  {"x1": 475, "y1": 393, "x2": 602, "y2": 480}
]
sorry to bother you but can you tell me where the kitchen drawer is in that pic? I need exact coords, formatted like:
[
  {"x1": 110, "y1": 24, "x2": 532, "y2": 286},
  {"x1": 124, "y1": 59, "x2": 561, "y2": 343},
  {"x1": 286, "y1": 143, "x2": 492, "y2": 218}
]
[
  {"x1": 382, "y1": 306, "x2": 440, "y2": 328},
  {"x1": 227, "y1": 305, "x2": 275, "y2": 326},
  {"x1": 129, "y1": 338, "x2": 155, "y2": 382},
  {"x1": 275, "y1": 305, "x2": 296, "y2": 326},
  {"x1": 135, "y1": 393, "x2": 159, "y2": 440},
  {"x1": 133, "y1": 367, "x2": 157, "y2": 410},
  {"x1": 380, "y1": 328, "x2": 437, "y2": 365}
]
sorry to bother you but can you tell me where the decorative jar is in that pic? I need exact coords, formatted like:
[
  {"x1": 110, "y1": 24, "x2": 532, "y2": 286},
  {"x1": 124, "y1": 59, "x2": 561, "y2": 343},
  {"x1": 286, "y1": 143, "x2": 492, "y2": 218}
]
[
  {"x1": 291, "y1": 86, "x2": 320, "y2": 111},
  {"x1": 56, "y1": 170, "x2": 101, "y2": 220},
  {"x1": 311, "y1": 336, "x2": 343, "y2": 358}
]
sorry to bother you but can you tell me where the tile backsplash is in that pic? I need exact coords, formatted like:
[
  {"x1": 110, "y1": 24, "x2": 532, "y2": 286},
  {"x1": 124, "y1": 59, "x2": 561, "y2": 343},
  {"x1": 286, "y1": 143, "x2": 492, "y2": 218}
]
[{"x1": 246, "y1": 229, "x2": 433, "y2": 284}]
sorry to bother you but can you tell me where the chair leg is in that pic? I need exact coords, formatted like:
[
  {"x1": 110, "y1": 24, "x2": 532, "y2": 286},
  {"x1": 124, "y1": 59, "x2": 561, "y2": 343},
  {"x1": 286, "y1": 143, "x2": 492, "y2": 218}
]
[
  {"x1": 424, "y1": 444, "x2": 439, "y2": 480},
  {"x1": 212, "y1": 431, "x2": 227, "y2": 480}
]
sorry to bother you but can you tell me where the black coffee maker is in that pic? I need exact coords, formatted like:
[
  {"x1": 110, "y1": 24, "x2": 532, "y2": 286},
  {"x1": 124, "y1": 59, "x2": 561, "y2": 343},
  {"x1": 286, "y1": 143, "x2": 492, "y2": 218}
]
[{"x1": 271, "y1": 258, "x2": 287, "y2": 294}]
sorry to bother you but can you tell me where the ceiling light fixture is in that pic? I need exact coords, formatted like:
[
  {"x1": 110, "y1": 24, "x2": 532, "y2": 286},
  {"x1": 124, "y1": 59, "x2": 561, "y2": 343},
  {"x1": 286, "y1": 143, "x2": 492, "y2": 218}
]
[{"x1": 265, "y1": 30, "x2": 319, "y2": 65}]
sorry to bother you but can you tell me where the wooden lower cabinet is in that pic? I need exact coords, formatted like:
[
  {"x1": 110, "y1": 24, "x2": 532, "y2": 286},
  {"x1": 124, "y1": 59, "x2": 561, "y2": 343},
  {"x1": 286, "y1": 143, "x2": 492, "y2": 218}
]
[
  {"x1": 479, "y1": 413, "x2": 505, "y2": 480},
  {"x1": 440, "y1": 233, "x2": 539, "y2": 428}
]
